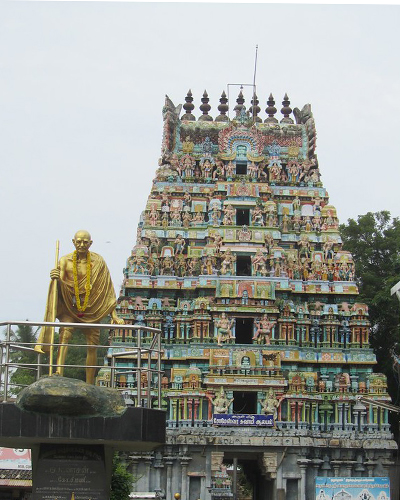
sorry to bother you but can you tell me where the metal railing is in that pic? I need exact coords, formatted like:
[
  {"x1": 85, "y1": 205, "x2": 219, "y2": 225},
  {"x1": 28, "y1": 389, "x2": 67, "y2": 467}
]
[{"x1": 0, "y1": 321, "x2": 163, "y2": 408}]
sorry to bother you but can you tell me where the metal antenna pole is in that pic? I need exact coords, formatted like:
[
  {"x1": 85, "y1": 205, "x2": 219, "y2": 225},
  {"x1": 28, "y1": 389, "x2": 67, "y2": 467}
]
[{"x1": 252, "y1": 44, "x2": 259, "y2": 123}]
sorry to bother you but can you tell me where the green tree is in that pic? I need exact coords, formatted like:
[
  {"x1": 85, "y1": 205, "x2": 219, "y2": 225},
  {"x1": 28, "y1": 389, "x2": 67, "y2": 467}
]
[
  {"x1": 7, "y1": 324, "x2": 39, "y2": 394},
  {"x1": 110, "y1": 453, "x2": 134, "y2": 500},
  {"x1": 340, "y1": 211, "x2": 400, "y2": 403}
]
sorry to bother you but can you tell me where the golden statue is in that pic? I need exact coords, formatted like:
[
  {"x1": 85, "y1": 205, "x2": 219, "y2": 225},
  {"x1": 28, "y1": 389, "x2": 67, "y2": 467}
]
[{"x1": 35, "y1": 230, "x2": 124, "y2": 384}]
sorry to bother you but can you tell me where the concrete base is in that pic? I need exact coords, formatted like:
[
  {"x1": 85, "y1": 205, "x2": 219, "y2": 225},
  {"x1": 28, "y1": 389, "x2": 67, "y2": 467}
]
[
  {"x1": 0, "y1": 402, "x2": 165, "y2": 451},
  {"x1": 0, "y1": 403, "x2": 166, "y2": 500}
]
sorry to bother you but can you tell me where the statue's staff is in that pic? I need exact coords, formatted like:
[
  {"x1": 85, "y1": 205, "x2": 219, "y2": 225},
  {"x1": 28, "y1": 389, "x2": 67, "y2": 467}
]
[
  {"x1": 49, "y1": 240, "x2": 60, "y2": 375},
  {"x1": 34, "y1": 240, "x2": 60, "y2": 376}
]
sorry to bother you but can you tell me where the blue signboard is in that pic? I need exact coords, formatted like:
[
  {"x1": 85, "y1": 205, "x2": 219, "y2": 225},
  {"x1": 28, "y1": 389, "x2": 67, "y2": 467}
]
[
  {"x1": 212, "y1": 414, "x2": 274, "y2": 427},
  {"x1": 315, "y1": 477, "x2": 390, "y2": 500}
]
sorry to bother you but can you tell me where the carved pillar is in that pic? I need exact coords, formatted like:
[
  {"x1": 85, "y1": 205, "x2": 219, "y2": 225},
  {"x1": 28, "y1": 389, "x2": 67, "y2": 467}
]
[
  {"x1": 338, "y1": 403, "x2": 344, "y2": 429},
  {"x1": 261, "y1": 452, "x2": 278, "y2": 479},
  {"x1": 211, "y1": 451, "x2": 224, "y2": 472},
  {"x1": 297, "y1": 460, "x2": 309, "y2": 500},
  {"x1": 297, "y1": 402, "x2": 303, "y2": 422},
  {"x1": 153, "y1": 452, "x2": 164, "y2": 493},
  {"x1": 290, "y1": 402, "x2": 296, "y2": 422},
  {"x1": 164, "y1": 454, "x2": 175, "y2": 500},
  {"x1": 180, "y1": 455, "x2": 191, "y2": 500},
  {"x1": 130, "y1": 456, "x2": 140, "y2": 493},
  {"x1": 144, "y1": 454, "x2": 153, "y2": 491}
]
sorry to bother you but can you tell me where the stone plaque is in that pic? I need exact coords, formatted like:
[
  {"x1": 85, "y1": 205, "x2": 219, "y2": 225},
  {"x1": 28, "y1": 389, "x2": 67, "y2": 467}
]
[{"x1": 33, "y1": 444, "x2": 108, "y2": 500}]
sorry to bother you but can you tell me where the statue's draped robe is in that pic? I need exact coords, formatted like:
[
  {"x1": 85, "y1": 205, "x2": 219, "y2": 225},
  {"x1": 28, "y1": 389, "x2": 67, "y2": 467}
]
[{"x1": 37, "y1": 252, "x2": 117, "y2": 352}]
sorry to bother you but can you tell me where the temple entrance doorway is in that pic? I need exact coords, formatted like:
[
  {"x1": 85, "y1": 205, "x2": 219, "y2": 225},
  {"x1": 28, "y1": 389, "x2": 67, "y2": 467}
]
[{"x1": 225, "y1": 457, "x2": 272, "y2": 500}]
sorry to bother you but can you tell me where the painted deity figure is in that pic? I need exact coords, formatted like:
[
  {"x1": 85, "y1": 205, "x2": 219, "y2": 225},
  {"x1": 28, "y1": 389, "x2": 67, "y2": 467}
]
[
  {"x1": 281, "y1": 213, "x2": 290, "y2": 233},
  {"x1": 192, "y1": 211, "x2": 205, "y2": 225},
  {"x1": 182, "y1": 136, "x2": 194, "y2": 153},
  {"x1": 298, "y1": 235, "x2": 311, "y2": 259},
  {"x1": 147, "y1": 205, "x2": 159, "y2": 227},
  {"x1": 220, "y1": 249, "x2": 236, "y2": 275},
  {"x1": 131, "y1": 253, "x2": 147, "y2": 274},
  {"x1": 225, "y1": 161, "x2": 235, "y2": 179},
  {"x1": 213, "y1": 387, "x2": 234, "y2": 414},
  {"x1": 201, "y1": 159, "x2": 213, "y2": 179},
  {"x1": 161, "y1": 212, "x2": 169, "y2": 229},
  {"x1": 211, "y1": 209, "x2": 221, "y2": 226},
  {"x1": 161, "y1": 256, "x2": 174, "y2": 275},
  {"x1": 169, "y1": 153, "x2": 180, "y2": 173},
  {"x1": 253, "y1": 314, "x2": 276, "y2": 344},
  {"x1": 202, "y1": 255, "x2": 215, "y2": 275},
  {"x1": 269, "y1": 163, "x2": 282, "y2": 182},
  {"x1": 252, "y1": 249, "x2": 268, "y2": 276},
  {"x1": 213, "y1": 160, "x2": 225, "y2": 180},
  {"x1": 174, "y1": 234, "x2": 186, "y2": 255},
  {"x1": 212, "y1": 233, "x2": 223, "y2": 253},
  {"x1": 186, "y1": 257, "x2": 199, "y2": 276},
  {"x1": 215, "y1": 313, "x2": 235, "y2": 345},
  {"x1": 170, "y1": 210, "x2": 181, "y2": 226},
  {"x1": 222, "y1": 204, "x2": 235, "y2": 226},
  {"x1": 179, "y1": 155, "x2": 195, "y2": 178},
  {"x1": 147, "y1": 255, "x2": 157, "y2": 275},
  {"x1": 248, "y1": 162, "x2": 258, "y2": 180},
  {"x1": 252, "y1": 206, "x2": 264, "y2": 226},
  {"x1": 323, "y1": 238, "x2": 335, "y2": 260},
  {"x1": 147, "y1": 232, "x2": 160, "y2": 255},
  {"x1": 298, "y1": 158, "x2": 313, "y2": 182},
  {"x1": 261, "y1": 388, "x2": 281, "y2": 419},
  {"x1": 182, "y1": 211, "x2": 191, "y2": 229},
  {"x1": 174, "y1": 254, "x2": 186, "y2": 277},
  {"x1": 292, "y1": 196, "x2": 301, "y2": 213},
  {"x1": 257, "y1": 161, "x2": 267, "y2": 180},
  {"x1": 287, "y1": 161, "x2": 300, "y2": 183},
  {"x1": 264, "y1": 232, "x2": 274, "y2": 253}
]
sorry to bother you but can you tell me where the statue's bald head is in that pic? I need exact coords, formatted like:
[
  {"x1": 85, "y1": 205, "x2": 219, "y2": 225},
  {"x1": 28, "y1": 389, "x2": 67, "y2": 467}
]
[
  {"x1": 74, "y1": 230, "x2": 91, "y2": 241},
  {"x1": 72, "y1": 230, "x2": 92, "y2": 255}
]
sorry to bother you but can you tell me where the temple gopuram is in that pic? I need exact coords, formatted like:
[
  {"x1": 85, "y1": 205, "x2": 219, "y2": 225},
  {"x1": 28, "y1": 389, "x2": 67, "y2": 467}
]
[{"x1": 101, "y1": 90, "x2": 397, "y2": 500}]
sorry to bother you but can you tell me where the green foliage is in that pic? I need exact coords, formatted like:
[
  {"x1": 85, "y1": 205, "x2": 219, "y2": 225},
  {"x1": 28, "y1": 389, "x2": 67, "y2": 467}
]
[
  {"x1": 7, "y1": 324, "x2": 39, "y2": 395},
  {"x1": 340, "y1": 211, "x2": 400, "y2": 403},
  {"x1": 110, "y1": 453, "x2": 134, "y2": 500}
]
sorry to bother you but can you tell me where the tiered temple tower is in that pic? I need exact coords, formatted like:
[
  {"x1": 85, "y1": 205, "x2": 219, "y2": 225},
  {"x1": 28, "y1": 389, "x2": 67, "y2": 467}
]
[{"x1": 102, "y1": 90, "x2": 397, "y2": 500}]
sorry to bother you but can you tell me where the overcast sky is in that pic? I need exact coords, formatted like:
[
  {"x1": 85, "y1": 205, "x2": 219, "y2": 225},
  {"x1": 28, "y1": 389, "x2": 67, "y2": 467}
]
[{"x1": 1, "y1": 1, "x2": 400, "y2": 322}]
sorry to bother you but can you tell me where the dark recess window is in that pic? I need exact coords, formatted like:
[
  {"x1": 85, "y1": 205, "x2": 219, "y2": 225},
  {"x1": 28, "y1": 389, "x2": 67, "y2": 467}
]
[
  {"x1": 236, "y1": 162, "x2": 247, "y2": 175},
  {"x1": 236, "y1": 208, "x2": 250, "y2": 225},
  {"x1": 235, "y1": 318, "x2": 253, "y2": 344},
  {"x1": 236, "y1": 256, "x2": 251, "y2": 276},
  {"x1": 233, "y1": 391, "x2": 257, "y2": 414}
]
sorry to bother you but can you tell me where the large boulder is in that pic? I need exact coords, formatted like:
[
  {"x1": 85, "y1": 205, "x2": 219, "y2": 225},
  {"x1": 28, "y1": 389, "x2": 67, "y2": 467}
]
[{"x1": 16, "y1": 376, "x2": 126, "y2": 418}]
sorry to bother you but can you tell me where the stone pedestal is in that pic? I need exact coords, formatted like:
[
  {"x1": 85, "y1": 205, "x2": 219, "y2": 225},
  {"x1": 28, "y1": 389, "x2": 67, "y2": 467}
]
[{"x1": 0, "y1": 385, "x2": 165, "y2": 500}]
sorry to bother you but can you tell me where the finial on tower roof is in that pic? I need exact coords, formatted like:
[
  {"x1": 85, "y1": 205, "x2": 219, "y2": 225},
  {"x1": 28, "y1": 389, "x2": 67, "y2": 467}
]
[
  {"x1": 181, "y1": 89, "x2": 196, "y2": 121},
  {"x1": 280, "y1": 93, "x2": 294, "y2": 124},
  {"x1": 264, "y1": 93, "x2": 278, "y2": 124},
  {"x1": 199, "y1": 90, "x2": 213, "y2": 121},
  {"x1": 250, "y1": 94, "x2": 262, "y2": 123},
  {"x1": 234, "y1": 90, "x2": 245, "y2": 117},
  {"x1": 215, "y1": 91, "x2": 229, "y2": 122}
]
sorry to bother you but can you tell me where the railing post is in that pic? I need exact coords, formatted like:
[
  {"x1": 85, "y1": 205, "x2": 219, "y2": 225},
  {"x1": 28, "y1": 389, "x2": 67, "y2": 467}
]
[
  {"x1": 158, "y1": 331, "x2": 162, "y2": 409},
  {"x1": 137, "y1": 327, "x2": 142, "y2": 407},
  {"x1": 0, "y1": 344, "x2": 3, "y2": 397},
  {"x1": 4, "y1": 324, "x2": 11, "y2": 401},
  {"x1": 110, "y1": 354, "x2": 116, "y2": 389}
]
